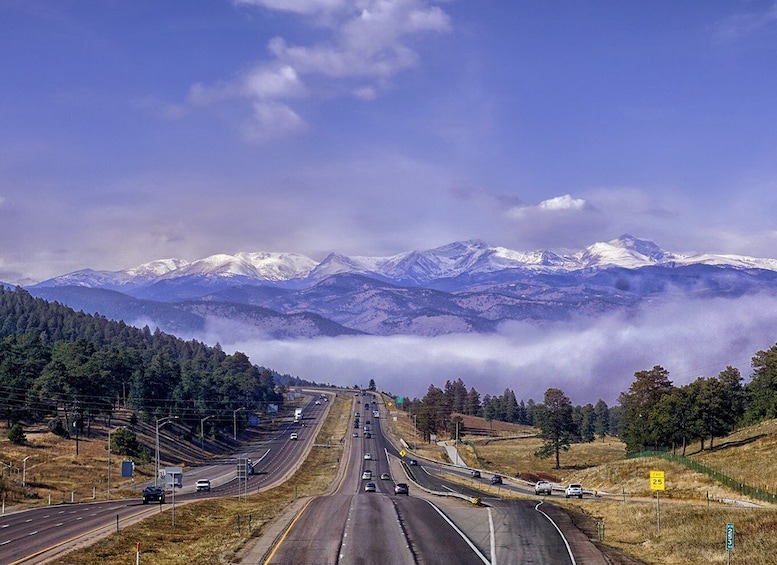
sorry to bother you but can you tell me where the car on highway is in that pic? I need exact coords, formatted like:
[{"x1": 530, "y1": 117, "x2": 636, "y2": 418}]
[
  {"x1": 142, "y1": 485, "x2": 165, "y2": 504},
  {"x1": 394, "y1": 483, "x2": 409, "y2": 495},
  {"x1": 565, "y1": 483, "x2": 583, "y2": 498},
  {"x1": 195, "y1": 479, "x2": 211, "y2": 492},
  {"x1": 471, "y1": 470, "x2": 481, "y2": 478},
  {"x1": 409, "y1": 459, "x2": 418, "y2": 466},
  {"x1": 362, "y1": 470, "x2": 372, "y2": 480},
  {"x1": 364, "y1": 432, "x2": 371, "y2": 438},
  {"x1": 535, "y1": 480, "x2": 553, "y2": 496},
  {"x1": 353, "y1": 431, "x2": 358, "y2": 438},
  {"x1": 290, "y1": 432, "x2": 298, "y2": 440},
  {"x1": 490, "y1": 474, "x2": 503, "y2": 485},
  {"x1": 365, "y1": 482, "x2": 377, "y2": 492},
  {"x1": 380, "y1": 472, "x2": 391, "y2": 480},
  {"x1": 363, "y1": 452, "x2": 372, "y2": 460}
]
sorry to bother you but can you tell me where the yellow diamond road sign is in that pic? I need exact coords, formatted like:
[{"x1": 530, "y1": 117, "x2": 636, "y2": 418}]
[
  {"x1": 399, "y1": 449, "x2": 407, "y2": 457},
  {"x1": 650, "y1": 470, "x2": 665, "y2": 491}
]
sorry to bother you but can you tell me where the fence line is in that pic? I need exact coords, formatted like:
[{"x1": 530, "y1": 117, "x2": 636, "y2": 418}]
[{"x1": 626, "y1": 450, "x2": 777, "y2": 503}]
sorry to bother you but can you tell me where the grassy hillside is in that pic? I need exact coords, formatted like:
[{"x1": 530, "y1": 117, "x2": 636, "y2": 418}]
[{"x1": 386, "y1": 405, "x2": 777, "y2": 564}]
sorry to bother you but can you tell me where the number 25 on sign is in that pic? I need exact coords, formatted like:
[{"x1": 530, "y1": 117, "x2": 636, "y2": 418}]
[{"x1": 650, "y1": 470, "x2": 665, "y2": 491}]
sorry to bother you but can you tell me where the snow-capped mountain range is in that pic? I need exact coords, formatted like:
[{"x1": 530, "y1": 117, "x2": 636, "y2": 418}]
[
  {"x1": 32, "y1": 235, "x2": 777, "y2": 289},
  {"x1": 25, "y1": 235, "x2": 777, "y2": 339}
]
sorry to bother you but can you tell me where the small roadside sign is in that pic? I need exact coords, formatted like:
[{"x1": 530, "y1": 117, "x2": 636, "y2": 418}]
[
  {"x1": 650, "y1": 470, "x2": 665, "y2": 491},
  {"x1": 399, "y1": 449, "x2": 407, "y2": 457},
  {"x1": 726, "y1": 523, "x2": 734, "y2": 550}
]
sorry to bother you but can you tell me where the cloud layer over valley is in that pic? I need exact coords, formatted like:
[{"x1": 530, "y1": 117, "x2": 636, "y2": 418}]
[{"x1": 224, "y1": 292, "x2": 777, "y2": 405}]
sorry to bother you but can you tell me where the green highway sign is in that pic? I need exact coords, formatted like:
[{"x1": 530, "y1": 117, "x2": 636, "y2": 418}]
[{"x1": 726, "y1": 523, "x2": 734, "y2": 551}]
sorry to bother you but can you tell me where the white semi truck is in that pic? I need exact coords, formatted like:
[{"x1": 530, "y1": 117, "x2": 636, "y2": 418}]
[{"x1": 294, "y1": 408, "x2": 303, "y2": 422}]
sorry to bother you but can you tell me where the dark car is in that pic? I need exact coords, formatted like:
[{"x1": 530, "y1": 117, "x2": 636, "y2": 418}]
[
  {"x1": 394, "y1": 483, "x2": 409, "y2": 495},
  {"x1": 490, "y1": 474, "x2": 503, "y2": 485},
  {"x1": 409, "y1": 459, "x2": 418, "y2": 466},
  {"x1": 471, "y1": 470, "x2": 481, "y2": 478},
  {"x1": 142, "y1": 485, "x2": 165, "y2": 504}
]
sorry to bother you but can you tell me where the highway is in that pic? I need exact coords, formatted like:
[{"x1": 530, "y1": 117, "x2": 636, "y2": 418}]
[
  {"x1": 0, "y1": 394, "x2": 329, "y2": 565},
  {"x1": 2, "y1": 391, "x2": 611, "y2": 564},
  {"x1": 264, "y1": 395, "x2": 488, "y2": 564},
  {"x1": 262, "y1": 392, "x2": 610, "y2": 564}
]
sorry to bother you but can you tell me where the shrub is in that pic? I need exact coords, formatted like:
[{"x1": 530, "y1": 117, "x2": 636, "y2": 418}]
[{"x1": 8, "y1": 423, "x2": 26, "y2": 445}]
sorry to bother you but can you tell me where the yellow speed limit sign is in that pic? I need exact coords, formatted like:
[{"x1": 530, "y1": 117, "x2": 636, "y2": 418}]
[{"x1": 650, "y1": 470, "x2": 665, "y2": 491}]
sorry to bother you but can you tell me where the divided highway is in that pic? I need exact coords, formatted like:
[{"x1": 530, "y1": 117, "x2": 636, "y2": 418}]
[
  {"x1": 264, "y1": 395, "x2": 488, "y2": 564},
  {"x1": 0, "y1": 396, "x2": 329, "y2": 565},
  {"x1": 262, "y1": 392, "x2": 610, "y2": 564},
  {"x1": 2, "y1": 392, "x2": 611, "y2": 564}
]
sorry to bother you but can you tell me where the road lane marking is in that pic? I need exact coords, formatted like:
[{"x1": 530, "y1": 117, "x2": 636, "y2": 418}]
[
  {"x1": 262, "y1": 498, "x2": 315, "y2": 565},
  {"x1": 424, "y1": 499, "x2": 490, "y2": 565},
  {"x1": 534, "y1": 502, "x2": 576, "y2": 565},
  {"x1": 488, "y1": 507, "x2": 496, "y2": 565},
  {"x1": 7, "y1": 506, "x2": 161, "y2": 565}
]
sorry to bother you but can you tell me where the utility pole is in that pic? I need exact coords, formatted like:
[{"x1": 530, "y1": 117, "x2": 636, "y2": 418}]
[
  {"x1": 233, "y1": 407, "x2": 245, "y2": 441},
  {"x1": 155, "y1": 416, "x2": 178, "y2": 486}
]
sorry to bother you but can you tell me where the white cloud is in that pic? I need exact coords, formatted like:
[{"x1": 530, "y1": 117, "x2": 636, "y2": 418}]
[
  {"x1": 226, "y1": 292, "x2": 777, "y2": 405},
  {"x1": 233, "y1": 0, "x2": 349, "y2": 16},
  {"x1": 192, "y1": 0, "x2": 451, "y2": 141},
  {"x1": 244, "y1": 101, "x2": 307, "y2": 142},
  {"x1": 538, "y1": 194, "x2": 586, "y2": 211},
  {"x1": 507, "y1": 194, "x2": 588, "y2": 220},
  {"x1": 714, "y1": 1, "x2": 777, "y2": 41},
  {"x1": 353, "y1": 85, "x2": 378, "y2": 100},
  {"x1": 243, "y1": 65, "x2": 306, "y2": 99}
]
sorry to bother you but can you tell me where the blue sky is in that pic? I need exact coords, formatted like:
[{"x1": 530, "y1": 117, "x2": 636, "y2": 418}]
[{"x1": 3, "y1": 0, "x2": 777, "y2": 284}]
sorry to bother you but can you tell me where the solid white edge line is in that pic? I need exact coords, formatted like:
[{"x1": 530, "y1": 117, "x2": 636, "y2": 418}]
[
  {"x1": 487, "y1": 507, "x2": 496, "y2": 565},
  {"x1": 534, "y1": 501, "x2": 577, "y2": 565},
  {"x1": 424, "y1": 499, "x2": 490, "y2": 565}
]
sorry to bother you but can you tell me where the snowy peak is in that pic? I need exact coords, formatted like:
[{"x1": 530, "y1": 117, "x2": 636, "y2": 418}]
[
  {"x1": 578, "y1": 234, "x2": 677, "y2": 269},
  {"x1": 126, "y1": 258, "x2": 190, "y2": 279},
  {"x1": 31, "y1": 235, "x2": 777, "y2": 292},
  {"x1": 309, "y1": 253, "x2": 375, "y2": 280}
]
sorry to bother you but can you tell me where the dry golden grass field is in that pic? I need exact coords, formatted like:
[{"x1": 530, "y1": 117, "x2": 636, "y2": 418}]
[
  {"x1": 7, "y1": 395, "x2": 777, "y2": 564},
  {"x1": 0, "y1": 394, "x2": 349, "y2": 564}
]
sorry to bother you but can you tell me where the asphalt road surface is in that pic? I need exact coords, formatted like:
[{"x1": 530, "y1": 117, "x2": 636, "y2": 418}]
[
  {"x1": 0, "y1": 395, "x2": 329, "y2": 564},
  {"x1": 264, "y1": 394, "x2": 488, "y2": 565}
]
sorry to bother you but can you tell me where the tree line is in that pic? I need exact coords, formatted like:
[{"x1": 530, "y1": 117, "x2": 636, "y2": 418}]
[
  {"x1": 399, "y1": 377, "x2": 616, "y2": 446},
  {"x1": 0, "y1": 287, "x2": 283, "y2": 440},
  {"x1": 397, "y1": 343, "x2": 777, "y2": 468}
]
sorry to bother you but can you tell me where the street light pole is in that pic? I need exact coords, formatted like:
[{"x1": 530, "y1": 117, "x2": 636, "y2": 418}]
[
  {"x1": 155, "y1": 416, "x2": 178, "y2": 486},
  {"x1": 22, "y1": 456, "x2": 31, "y2": 487},
  {"x1": 233, "y1": 407, "x2": 245, "y2": 441},
  {"x1": 200, "y1": 415, "x2": 214, "y2": 455}
]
